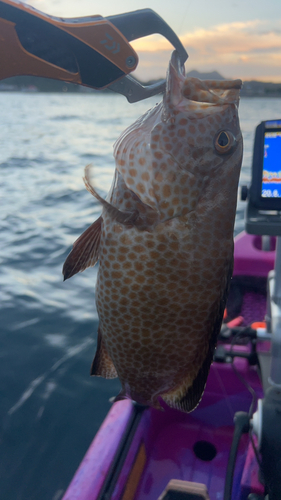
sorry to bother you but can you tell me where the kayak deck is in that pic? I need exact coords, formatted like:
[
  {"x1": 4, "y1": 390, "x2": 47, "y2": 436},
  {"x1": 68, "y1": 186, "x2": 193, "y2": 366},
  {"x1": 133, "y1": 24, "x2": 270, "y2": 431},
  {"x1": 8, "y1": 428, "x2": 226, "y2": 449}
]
[
  {"x1": 63, "y1": 354, "x2": 264, "y2": 500},
  {"x1": 115, "y1": 357, "x2": 263, "y2": 500}
]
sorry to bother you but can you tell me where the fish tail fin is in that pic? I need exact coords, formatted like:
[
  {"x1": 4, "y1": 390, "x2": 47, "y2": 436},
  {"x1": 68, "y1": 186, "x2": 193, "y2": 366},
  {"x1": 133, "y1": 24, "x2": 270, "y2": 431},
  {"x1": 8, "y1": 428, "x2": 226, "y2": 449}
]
[
  {"x1": 62, "y1": 215, "x2": 102, "y2": 280},
  {"x1": 164, "y1": 260, "x2": 233, "y2": 413},
  {"x1": 162, "y1": 325, "x2": 219, "y2": 412},
  {"x1": 91, "y1": 328, "x2": 118, "y2": 379},
  {"x1": 161, "y1": 359, "x2": 210, "y2": 413}
]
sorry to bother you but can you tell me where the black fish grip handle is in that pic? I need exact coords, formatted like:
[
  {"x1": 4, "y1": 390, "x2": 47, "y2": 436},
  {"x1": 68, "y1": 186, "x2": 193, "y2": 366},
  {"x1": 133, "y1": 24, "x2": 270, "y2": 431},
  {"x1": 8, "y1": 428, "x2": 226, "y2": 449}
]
[{"x1": 107, "y1": 9, "x2": 188, "y2": 102}]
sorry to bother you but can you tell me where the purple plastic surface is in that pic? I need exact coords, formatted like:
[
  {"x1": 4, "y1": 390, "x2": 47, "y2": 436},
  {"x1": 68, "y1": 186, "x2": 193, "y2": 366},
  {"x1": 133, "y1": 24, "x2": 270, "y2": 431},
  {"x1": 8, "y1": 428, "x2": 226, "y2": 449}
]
[
  {"x1": 131, "y1": 355, "x2": 263, "y2": 500},
  {"x1": 233, "y1": 231, "x2": 275, "y2": 277},
  {"x1": 63, "y1": 232, "x2": 270, "y2": 500}
]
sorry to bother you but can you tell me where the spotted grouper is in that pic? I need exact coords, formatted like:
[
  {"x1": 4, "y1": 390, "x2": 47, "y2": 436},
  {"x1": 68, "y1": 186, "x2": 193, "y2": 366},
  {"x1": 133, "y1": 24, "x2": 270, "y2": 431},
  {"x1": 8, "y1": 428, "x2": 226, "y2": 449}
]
[{"x1": 63, "y1": 51, "x2": 243, "y2": 412}]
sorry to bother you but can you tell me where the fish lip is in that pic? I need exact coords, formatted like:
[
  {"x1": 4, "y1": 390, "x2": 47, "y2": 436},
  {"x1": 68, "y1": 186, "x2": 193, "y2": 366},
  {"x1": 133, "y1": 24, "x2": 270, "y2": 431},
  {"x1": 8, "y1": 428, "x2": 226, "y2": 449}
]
[{"x1": 168, "y1": 51, "x2": 242, "y2": 110}]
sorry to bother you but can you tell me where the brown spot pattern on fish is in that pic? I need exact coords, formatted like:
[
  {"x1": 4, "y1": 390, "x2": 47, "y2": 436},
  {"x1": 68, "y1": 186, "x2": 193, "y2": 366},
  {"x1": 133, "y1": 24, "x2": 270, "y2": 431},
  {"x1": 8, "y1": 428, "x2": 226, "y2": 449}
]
[{"x1": 63, "y1": 51, "x2": 243, "y2": 412}]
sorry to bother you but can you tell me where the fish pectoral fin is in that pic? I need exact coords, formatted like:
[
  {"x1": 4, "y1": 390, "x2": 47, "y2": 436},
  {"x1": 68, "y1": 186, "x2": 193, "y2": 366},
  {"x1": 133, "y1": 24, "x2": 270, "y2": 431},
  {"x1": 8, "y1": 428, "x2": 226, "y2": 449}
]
[
  {"x1": 84, "y1": 165, "x2": 156, "y2": 230},
  {"x1": 91, "y1": 328, "x2": 118, "y2": 379},
  {"x1": 62, "y1": 216, "x2": 102, "y2": 281}
]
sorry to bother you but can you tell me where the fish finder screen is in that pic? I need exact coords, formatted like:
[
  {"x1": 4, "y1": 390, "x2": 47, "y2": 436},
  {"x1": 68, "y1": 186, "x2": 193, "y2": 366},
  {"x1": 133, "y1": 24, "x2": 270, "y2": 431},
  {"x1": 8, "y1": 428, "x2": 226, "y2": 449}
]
[{"x1": 262, "y1": 130, "x2": 281, "y2": 198}]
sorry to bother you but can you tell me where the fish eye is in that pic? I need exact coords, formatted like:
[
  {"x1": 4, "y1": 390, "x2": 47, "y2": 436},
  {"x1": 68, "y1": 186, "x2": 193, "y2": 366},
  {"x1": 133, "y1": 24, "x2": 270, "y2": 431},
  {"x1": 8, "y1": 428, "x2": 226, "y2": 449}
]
[{"x1": 214, "y1": 130, "x2": 236, "y2": 154}]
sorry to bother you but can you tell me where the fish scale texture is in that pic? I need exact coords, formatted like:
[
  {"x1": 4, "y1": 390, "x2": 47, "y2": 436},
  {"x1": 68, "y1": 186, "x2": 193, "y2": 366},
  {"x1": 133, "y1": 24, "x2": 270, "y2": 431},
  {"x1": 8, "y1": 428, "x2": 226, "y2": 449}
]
[{"x1": 64, "y1": 51, "x2": 243, "y2": 412}]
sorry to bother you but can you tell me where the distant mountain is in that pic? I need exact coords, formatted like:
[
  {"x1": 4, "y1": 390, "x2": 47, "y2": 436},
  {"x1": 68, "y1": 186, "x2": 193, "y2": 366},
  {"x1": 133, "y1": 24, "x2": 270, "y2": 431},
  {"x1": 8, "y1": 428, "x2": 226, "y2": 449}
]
[{"x1": 186, "y1": 70, "x2": 225, "y2": 80}]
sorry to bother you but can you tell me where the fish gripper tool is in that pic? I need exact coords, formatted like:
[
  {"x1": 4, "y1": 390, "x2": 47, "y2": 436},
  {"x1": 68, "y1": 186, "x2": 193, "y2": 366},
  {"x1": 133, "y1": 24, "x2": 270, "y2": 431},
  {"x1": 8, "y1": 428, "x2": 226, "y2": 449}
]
[{"x1": 0, "y1": 0, "x2": 188, "y2": 102}]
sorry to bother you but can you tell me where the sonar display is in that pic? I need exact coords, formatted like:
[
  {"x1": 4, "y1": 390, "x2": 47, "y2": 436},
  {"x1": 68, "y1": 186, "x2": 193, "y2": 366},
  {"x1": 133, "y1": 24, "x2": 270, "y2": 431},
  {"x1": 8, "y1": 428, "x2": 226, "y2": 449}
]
[{"x1": 262, "y1": 130, "x2": 281, "y2": 198}]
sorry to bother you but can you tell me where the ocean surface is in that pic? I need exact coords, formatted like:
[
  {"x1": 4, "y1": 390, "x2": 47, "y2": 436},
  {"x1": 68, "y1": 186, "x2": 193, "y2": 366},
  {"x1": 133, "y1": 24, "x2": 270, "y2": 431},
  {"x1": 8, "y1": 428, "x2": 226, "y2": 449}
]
[{"x1": 1, "y1": 92, "x2": 280, "y2": 500}]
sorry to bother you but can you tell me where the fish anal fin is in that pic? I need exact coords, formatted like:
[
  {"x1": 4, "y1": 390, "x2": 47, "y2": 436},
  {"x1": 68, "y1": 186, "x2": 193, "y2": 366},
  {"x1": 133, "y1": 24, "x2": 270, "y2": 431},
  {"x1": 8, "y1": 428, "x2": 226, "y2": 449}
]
[
  {"x1": 63, "y1": 216, "x2": 102, "y2": 281},
  {"x1": 91, "y1": 328, "x2": 118, "y2": 379}
]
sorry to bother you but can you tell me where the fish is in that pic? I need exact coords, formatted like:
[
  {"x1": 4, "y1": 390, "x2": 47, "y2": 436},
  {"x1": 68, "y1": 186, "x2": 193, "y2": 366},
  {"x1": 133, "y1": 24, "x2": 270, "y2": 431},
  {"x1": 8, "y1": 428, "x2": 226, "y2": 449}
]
[{"x1": 63, "y1": 50, "x2": 243, "y2": 413}]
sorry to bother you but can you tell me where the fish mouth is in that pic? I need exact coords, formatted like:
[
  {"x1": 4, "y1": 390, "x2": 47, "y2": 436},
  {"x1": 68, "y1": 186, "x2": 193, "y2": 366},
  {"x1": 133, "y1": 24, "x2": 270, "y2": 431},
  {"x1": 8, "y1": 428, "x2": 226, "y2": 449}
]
[{"x1": 166, "y1": 50, "x2": 242, "y2": 109}]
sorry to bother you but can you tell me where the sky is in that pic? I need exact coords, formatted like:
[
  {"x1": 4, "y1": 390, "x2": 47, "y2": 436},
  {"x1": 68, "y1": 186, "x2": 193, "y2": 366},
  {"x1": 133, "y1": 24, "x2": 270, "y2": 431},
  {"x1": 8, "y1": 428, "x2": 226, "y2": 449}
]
[{"x1": 23, "y1": 0, "x2": 281, "y2": 82}]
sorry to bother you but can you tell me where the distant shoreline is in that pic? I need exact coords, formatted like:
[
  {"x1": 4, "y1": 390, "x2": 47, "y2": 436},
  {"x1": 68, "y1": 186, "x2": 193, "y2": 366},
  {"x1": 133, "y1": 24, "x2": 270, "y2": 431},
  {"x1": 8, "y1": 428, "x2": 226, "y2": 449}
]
[
  {"x1": 1, "y1": 90, "x2": 281, "y2": 98},
  {"x1": 1, "y1": 74, "x2": 281, "y2": 98}
]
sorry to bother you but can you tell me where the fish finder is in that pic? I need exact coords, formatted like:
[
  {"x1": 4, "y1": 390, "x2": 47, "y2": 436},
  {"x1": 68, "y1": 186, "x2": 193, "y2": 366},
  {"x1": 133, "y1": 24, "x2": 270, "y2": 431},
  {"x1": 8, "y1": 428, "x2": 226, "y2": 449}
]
[
  {"x1": 250, "y1": 119, "x2": 281, "y2": 210},
  {"x1": 245, "y1": 119, "x2": 281, "y2": 236}
]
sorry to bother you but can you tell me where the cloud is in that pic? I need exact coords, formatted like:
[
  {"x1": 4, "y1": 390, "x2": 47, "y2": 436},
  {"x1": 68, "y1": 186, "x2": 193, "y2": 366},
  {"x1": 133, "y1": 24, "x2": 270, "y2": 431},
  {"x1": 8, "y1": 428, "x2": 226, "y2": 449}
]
[{"x1": 131, "y1": 19, "x2": 281, "y2": 82}]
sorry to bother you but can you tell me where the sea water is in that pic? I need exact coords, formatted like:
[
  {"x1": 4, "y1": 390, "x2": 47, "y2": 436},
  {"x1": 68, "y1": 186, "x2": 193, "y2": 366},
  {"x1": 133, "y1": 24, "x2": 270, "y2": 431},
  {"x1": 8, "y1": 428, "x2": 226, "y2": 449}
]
[{"x1": 1, "y1": 92, "x2": 280, "y2": 499}]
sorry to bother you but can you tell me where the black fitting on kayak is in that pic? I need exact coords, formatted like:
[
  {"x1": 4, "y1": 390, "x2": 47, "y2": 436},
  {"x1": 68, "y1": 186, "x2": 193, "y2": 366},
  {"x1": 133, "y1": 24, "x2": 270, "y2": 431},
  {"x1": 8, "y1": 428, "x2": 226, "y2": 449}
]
[
  {"x1": 213, "y1": 344, "x2": 259, "y2": 366},
  {"x1": 220, "y1": 325, "x2": 257, "y2": 340},
  {"x1": 223, "y1": 412, "x2": 250, "y2": 500}
]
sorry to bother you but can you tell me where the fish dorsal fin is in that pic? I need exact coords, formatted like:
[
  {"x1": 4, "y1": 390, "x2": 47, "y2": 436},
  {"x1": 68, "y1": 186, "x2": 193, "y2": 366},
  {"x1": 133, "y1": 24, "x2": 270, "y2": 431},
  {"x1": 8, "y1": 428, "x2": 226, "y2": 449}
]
[
  {"x1": 63, "y1": 215, "x2": 102, "y2": 281},
  {"x1": 91, "y1": 328, "x2": 118, "y2": 379}
]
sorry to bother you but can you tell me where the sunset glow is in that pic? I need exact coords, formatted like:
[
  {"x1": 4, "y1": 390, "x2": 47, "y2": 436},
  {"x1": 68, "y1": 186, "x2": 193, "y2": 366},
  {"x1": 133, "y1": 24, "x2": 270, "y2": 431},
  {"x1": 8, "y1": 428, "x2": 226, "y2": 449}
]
[{"x1": 131, "y1": 20, "x2": 281, "y2": 82}]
